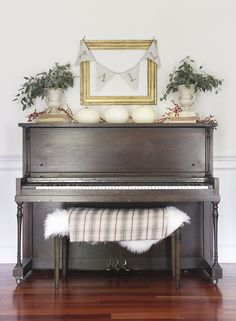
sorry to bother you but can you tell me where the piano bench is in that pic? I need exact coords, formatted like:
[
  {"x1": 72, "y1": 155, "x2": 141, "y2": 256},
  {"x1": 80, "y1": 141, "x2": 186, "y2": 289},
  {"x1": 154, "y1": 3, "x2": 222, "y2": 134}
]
[
  {"x1": 53, "y1": 227, "x2": 181, "y2": 290},
  {"x1": 44, "y1": 207, "x2": 189, "y2": 289}
]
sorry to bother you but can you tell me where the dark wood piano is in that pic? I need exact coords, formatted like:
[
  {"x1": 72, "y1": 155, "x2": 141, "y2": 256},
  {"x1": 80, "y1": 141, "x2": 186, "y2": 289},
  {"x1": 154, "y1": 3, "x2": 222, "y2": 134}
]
[{"x1": 13, "y1": 122, "x2": 222, "y2": 284}]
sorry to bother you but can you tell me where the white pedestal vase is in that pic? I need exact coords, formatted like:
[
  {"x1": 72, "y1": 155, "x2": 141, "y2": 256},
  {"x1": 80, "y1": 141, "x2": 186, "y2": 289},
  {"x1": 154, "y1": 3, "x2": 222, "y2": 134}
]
[
  {"x1": 36, "y1": 88, "x2": 68, "y2": 123},
  {"x1": 46, "y1": 88, "x2": 64, "y2": 113},
  {"x1": 178, "y1": 85, "x2": 197, "y2": 117}
]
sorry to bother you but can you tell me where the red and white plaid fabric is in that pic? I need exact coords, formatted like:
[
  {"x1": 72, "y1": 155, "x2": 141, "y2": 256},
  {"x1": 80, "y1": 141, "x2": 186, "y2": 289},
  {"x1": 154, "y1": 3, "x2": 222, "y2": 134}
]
[{"x1": 68, "y1": 208, "x2": 168, "y2": 242}]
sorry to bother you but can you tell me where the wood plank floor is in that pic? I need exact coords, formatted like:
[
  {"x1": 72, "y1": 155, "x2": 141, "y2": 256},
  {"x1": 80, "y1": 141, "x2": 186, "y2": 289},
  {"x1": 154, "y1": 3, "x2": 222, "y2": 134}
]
[{"x1": 0, "y1": 264, "x2": 236, "y2": 321}]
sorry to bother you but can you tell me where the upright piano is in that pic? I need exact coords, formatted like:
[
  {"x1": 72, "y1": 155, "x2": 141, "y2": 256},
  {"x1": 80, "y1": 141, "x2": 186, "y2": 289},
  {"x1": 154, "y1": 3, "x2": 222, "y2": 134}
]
[{"x1": 13, "y1": 122, "x2": 222, "y2": 284}]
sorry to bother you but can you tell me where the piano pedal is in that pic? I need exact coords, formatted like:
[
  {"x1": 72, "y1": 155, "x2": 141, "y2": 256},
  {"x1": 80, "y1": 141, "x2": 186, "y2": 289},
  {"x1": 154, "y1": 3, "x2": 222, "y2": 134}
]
[
  {"x1": 123, "y1": 260, "x2": 130, "y2": 272},
  {"x1": 106, "y1": 259, "x2": 113, "y2": 271},
  {"x1": 116, "y1": 260, "x2": 121, "y2": 271}
]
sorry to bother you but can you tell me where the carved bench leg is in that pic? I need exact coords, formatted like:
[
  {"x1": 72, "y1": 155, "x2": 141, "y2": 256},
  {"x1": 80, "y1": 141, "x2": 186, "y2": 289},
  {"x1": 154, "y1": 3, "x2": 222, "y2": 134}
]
[
  {"x1": 175, "y1": 228, "x2": 181, "y2": 290},
  {"x1": 171, "y1": 233, "x2": 176, "y2": 278},
  {"x1": 54, "y1": 236, "x2": 60, "y2": 289},
  {"x1": 62, "y1": 236, "x2": 69, "y2": 278}
]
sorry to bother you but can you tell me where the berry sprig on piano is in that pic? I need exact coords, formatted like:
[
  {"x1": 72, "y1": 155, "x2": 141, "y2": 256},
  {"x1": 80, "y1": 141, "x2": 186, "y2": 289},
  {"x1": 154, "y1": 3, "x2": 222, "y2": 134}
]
[
  {"x1": 198, "y1": 115, "x2": 218, "y2": 125},
  {"x1": 26, "y1": 105, "x2": 78, "y2": 123},
  {"x1": 26, "y1": 109, "x2": 47, "y2": 122},
  {"x1": 156, "y1": 101, "x2": 218, "y2": 125},
  {"x1": 156, "y1": 101, "x2": 183, "y2": 123},
  {"x1": 58, "y1": 106, "x2": 77, "y2": 123}
]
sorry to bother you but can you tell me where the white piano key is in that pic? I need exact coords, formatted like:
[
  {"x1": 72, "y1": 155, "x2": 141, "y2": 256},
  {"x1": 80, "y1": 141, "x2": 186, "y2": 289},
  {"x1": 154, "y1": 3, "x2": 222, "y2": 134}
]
[{"x1": 35, "y1": 184, "x2": 209, "y2": 190}]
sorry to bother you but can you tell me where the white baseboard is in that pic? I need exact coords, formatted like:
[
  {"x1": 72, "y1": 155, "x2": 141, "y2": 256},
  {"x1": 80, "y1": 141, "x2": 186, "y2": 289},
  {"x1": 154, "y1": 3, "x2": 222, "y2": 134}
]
[
  {"x1": 0, "y1": 154, "x2": 22, "y2": 171},
  {"x1": 214, "y1": 156, "x2": 236, "y2": 170}
]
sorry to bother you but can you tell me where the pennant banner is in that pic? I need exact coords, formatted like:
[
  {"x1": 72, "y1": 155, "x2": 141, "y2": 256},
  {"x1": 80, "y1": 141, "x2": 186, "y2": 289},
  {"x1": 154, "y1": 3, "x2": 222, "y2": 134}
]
[
  {"x1": 96, "y1": 63, "x2": 116, "y2": 91},
  {"x1": 145, "y1": 40, "x2": 160, "y2": 64},
  {"x1": 75, "y1": 41, "x2": 95, "y2": 64},
  {"x1": 74, "y1": 39, "x2": 159, "y2": 90},
  {"x1": 120, "y1": 64, "x2": 139, "y2": 90}
]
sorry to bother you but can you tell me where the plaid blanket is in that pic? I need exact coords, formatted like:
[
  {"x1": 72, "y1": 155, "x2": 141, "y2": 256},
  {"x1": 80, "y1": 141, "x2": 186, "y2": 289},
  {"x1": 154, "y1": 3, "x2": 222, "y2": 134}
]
[{"x1": 68, "y1": 208, "x2": 168, "y2": 242}]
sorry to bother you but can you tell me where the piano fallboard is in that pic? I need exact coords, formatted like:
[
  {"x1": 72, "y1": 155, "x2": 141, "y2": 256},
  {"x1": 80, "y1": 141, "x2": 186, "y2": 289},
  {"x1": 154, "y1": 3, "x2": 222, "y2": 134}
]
[{"x1": 16, "y1": 177, "x2": 219, "y2": 203}]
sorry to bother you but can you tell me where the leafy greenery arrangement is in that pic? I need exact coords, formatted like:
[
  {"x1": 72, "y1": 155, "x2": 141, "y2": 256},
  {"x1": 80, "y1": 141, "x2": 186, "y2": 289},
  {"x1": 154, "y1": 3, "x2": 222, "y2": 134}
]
[
  {"x1": 14, "y1": 63, "x2": 74, "y2": 110},
  {"x1": 161, "y1": 56, "x2": 223, "y2": 101}
]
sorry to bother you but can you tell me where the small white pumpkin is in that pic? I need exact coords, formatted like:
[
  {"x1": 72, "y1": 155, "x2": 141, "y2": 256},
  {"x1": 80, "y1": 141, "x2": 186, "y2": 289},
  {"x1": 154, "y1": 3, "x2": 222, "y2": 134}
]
[
  {"x1": 132, "y1": 106, "x2": 156, "y2": 123},
  {"x1": 75, "y1": 107, "x2": 100, "y2": 124},
  {"x1": 104, "y1": 106, "x2": 129, "y2": 123}
]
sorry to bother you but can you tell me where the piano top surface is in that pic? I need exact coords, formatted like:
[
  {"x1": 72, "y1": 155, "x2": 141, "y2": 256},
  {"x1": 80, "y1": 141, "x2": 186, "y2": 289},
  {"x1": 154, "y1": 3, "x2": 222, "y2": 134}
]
[{"x1": 19, "y1": 122, "x2": 218, "y2": 128}]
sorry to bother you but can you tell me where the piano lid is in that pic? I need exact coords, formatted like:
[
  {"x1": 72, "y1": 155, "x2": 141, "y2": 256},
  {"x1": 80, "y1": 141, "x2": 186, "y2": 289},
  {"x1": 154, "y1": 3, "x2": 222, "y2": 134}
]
[{"x1": 19, "y1": 123, "x2": 215, "y2": 178}]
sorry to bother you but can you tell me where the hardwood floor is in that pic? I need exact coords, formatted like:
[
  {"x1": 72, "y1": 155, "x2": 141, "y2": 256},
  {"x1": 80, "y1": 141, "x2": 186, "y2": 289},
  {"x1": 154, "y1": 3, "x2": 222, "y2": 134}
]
[{"x1": 0, "y1": 264, "x2": 236, "y2": 320}]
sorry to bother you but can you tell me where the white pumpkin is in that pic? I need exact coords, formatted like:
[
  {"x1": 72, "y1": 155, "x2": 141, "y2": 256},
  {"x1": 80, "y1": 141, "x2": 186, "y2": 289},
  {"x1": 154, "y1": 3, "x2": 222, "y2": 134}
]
[
  {"x1": 104, "y1": 106, "x2": 129, "y2": 123},
  {"x1": 132, "y1": 106, "x2": 156, "y2": 123},
  {"x1": 75, "y1": 107, "x2": 100, "y2": 124}
]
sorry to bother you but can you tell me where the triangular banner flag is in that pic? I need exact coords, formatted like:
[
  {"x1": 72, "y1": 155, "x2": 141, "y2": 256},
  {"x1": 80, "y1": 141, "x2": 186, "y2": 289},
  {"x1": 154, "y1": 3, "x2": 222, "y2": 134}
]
[
  {"x1": 96, "y1": 63, "x2": 116, "y2": 91},
  {"x1": 120, "y1": 64, "x2": 139, "y2": 90},
  {"x1": 146, "y1": 40, "x2": 160, "y2": 64},
  {"x1": 75, "y1": 41, "x2": 95, "y2": 64}
]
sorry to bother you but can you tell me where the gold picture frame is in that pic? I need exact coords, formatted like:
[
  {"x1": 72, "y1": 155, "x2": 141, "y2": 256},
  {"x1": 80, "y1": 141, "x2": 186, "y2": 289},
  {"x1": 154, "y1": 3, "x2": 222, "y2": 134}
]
[{"x1": 80, "y1": 40, "x2": 157, "y2": 105}]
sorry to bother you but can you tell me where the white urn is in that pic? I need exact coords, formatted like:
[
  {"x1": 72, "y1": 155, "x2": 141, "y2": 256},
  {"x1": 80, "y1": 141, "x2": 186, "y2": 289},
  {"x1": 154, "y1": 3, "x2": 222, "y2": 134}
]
[
  {"x1": 46, "y1": 88, "x2": 64, "y2": 113},
  {"x1": 104, "y1": 106, "x2": 129, "y2": 123},
  {"x1": 178, "y1": 85, "x2": 196, "y2": 111}
]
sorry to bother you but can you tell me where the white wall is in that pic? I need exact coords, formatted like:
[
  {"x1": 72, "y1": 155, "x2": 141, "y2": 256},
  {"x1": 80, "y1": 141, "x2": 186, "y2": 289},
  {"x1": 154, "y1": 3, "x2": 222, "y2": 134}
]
[
  {"x1": 0, "y1": 0, "x2": 236, "y2": 263},
  {"x1": 0, "y1": 157, "x2": 21, "y2": 263}
]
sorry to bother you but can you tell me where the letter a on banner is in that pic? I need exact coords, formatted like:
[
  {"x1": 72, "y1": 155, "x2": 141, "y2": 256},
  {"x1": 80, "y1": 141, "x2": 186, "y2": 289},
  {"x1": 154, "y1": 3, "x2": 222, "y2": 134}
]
[
  {"x1": 96, "y1": 63, "x2": 116, "y2": 91},
  {"x1": 120, "y1": 64, "x2": 139, "y2": 90},
  {"x1": 75, "y1": 41, "x2": 95, "y2": 64},
  {"x1": 146, "y1": 40, "x2": 160, "y2": 64}
]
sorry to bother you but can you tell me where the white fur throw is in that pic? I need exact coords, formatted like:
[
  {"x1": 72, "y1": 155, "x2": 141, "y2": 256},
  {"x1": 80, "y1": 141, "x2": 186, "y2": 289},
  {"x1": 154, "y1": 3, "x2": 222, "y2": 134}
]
[
  {"x1": 44, "y1": 207, "x2": 190, "y2": 253},
  {"x1": 44, "y1": 209, "x2": 69, "y2": 238}
]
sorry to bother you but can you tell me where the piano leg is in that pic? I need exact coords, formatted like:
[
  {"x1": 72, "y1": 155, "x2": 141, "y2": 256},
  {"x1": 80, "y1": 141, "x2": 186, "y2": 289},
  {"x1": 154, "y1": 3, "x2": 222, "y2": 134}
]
[
  {"x1": 212, "y1": 201, "x2": 223, "y2": 284},
  {"x1": 13, "y1": 202, "x2": 33, "y2": 284},
  {"x1": 13, "y1": 202, "x2": 23, "y2": 284}
]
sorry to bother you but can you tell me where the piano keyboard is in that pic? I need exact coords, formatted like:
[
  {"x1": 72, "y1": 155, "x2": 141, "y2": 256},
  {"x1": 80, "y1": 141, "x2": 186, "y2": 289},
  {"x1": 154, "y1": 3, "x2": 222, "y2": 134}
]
[{"x1": 35, "y1": 185, "x2": 209, "y2": 190}]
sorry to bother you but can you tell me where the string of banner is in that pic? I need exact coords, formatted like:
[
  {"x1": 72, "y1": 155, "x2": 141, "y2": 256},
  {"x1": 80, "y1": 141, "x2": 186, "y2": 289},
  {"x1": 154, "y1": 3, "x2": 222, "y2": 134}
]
[{"x1": 74, "y1": 39, "x2": 160, "y2": 91}]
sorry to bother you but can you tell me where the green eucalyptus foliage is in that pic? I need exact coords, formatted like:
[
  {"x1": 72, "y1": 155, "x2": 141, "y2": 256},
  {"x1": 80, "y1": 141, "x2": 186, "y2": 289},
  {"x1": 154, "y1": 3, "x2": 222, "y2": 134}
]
[
  {"x1": 14, "y1": 63, "x2": 74, "y2": 110},
  {"x1": 161, "y1": 57, "x2": 223, "y2": 101}
]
